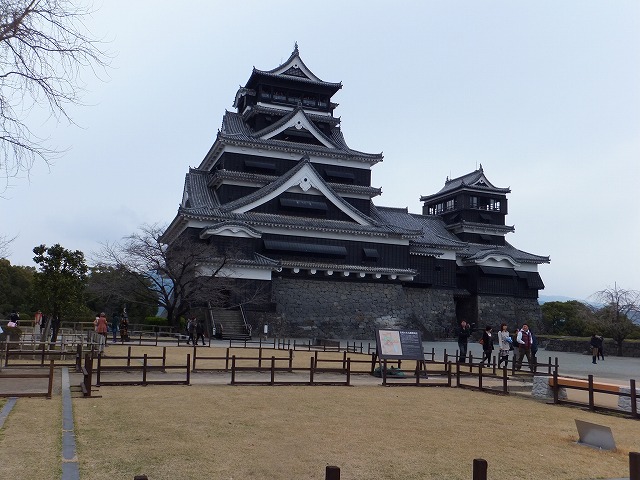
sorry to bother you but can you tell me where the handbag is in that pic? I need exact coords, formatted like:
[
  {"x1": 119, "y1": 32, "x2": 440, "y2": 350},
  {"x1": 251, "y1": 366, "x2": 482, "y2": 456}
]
[{"x1": 478, "y1": 338, "x2": 484, "y2": 345}]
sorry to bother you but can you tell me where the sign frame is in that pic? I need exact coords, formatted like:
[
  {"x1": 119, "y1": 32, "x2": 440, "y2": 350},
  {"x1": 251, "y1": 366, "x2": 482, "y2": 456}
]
[{"x1": 375, "y1": 328, "x2": 425, "y2": 361}]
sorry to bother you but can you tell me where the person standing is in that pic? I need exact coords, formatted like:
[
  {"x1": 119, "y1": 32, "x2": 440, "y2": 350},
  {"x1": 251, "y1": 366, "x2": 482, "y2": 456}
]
[
  {"x1": 33, "y1": 310, "x2": 43, "y2": 342},
  {"x1": 111, "y1": 312, "x2": 120, "y2": 343},
  {"x1": 96, "y1": 312, "x2": 108, "y2": 353},
  {"x1": 481, "y1": 326, "x2": 494, "y2": 365},
  {"x1": 456, "y1": 320, "x2": 472, "y2": 364},
  {"x1": 596, "y1": 335, "x2": 605, "y2": 361},
  {"x1": 530, "y1": 329, "x2": 538, "y2": 373},
  {"x1": 515, "y1": 324, "x2": 534, "y2": 372},
  {"x1": 497, "y1": 323, "x2": 511, "y2": 368},
  {"x1": 590, "y1": 334, "x2": 600, "y2": 364},
  {"x1": 119, "y1": 312, "x2": 130, "y2": 343},
  {"x1": 50, "y1": 315, "x2": 61, "y2": 343}
]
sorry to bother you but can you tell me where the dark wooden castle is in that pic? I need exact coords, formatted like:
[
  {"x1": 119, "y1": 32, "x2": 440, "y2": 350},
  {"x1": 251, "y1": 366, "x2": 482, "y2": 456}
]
[{"x1": 162, "y1": 45, "x2": 549, "y2": 339}]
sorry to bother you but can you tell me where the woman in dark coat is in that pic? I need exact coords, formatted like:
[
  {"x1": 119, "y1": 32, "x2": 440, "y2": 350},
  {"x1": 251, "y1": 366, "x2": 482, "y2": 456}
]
[
  {"x1": 119, "y1": 313, "x2": 130, "y2": 342},
  {"x1": 481, "y1": 326, "x2": 494, "y2": 365}
]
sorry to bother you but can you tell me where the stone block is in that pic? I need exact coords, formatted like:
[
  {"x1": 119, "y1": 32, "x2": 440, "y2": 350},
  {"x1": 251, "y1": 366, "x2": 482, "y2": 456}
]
[
  {"x1": 532, "y1": 376, "x2": 567, "y2": 400},
  {"x1": 618, "y1": 387, "x2": 640, "y2": 412}
]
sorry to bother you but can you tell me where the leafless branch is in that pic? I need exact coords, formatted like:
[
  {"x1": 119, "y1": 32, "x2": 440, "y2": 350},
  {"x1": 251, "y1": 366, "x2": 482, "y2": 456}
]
[{"x1": 0, "y1": 0, "x2": 109, "y2": 190}]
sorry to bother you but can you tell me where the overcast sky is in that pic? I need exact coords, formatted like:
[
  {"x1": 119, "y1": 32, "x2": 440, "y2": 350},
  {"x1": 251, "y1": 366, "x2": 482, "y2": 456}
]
[{"x1": 1, "y1": 1, "x2": 638, "y2": 301}]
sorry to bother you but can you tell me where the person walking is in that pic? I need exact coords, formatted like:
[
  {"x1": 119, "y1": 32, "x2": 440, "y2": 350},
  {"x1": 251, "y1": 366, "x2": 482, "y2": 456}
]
[
  {"x1": 186, "y1": 317, "x2": 196, "y2": 345},
  {"x1": 596, "y1": 335, "x2": 605, "y2": 361},
  {"x1": 497, "y1": 323, "x2": 512, "y2": 368},
  {"x1": 515, "y1": 324, "x2": 534, "y2": 372},
  {"x1": 590, "y1": 334, "x2": 600, "y2": 364},
  {"x1": 195, "y1": 319, "x2": 206, "y2": 346},
  {"x1": 456, "y1": 320, "x2": 472, "y2": 364},
  {"x1": 481, "y1": 326, "x2": 493, "y2": 365}
]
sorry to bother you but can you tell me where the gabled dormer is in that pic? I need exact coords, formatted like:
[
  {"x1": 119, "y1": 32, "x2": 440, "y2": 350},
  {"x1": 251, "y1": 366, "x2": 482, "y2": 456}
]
[{"x1": 420, "y1": 165, "x2": 514, "y2": 246}]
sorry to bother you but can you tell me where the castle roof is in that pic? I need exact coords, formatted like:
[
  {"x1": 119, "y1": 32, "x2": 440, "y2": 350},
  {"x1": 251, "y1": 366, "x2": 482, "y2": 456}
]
[
  {"x1": 420, "y1": 165, "x2": 511, "y2": 202},
  {"x1": 206, "y1": 110, "x2": 383, "y2": 165},
  {"x1": 245, "y1": 43, "x2": 342, "y2": 93}
]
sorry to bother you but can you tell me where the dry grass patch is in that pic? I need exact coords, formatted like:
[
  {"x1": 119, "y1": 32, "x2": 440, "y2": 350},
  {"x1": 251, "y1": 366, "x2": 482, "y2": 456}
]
[
  {"x1": 0, "y1": 396, "x2": 61, "y2": 478},
  {"x1": 70, "y1": 385, "x2": 640, "y2": 480}
]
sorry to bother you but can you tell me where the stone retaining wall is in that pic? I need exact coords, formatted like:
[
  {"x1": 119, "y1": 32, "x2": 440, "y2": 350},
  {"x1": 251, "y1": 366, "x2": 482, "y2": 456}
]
[{"x1": 270, "y1": 278, "x2": 542, "y2": 340}]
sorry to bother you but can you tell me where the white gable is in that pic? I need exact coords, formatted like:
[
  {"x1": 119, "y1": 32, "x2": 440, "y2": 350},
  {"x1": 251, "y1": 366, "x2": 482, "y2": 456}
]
[
  {"x1": 258, "y1": 110, "x2": 334, "y2": 149},
  {"x1": 272, "y1": 54, "x2": 322, "y2": 82},
  {"x1": 231, "y1": 163, "x2": 372, "y2": 226}
]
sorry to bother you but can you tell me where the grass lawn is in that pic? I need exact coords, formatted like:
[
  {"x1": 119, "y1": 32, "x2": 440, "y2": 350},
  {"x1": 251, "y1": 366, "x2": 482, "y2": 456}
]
[
  {"x1": 1, "y1": 345, "x2": 640, "y2": 479},
  {"x1": 72, "y1": 386, "x2": 640, "y2": 479}
]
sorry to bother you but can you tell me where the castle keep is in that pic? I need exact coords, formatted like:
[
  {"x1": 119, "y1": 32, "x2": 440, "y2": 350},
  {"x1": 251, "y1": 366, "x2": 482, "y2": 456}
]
[{"x1": 162, "y1": 46, "x2": 549, "y2": 339}]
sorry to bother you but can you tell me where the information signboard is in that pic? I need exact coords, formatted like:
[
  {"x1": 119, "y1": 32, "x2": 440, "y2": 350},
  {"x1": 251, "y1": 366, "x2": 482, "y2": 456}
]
[{"x1": 375, "y1": 329, "x2": 424, "y2": 361}]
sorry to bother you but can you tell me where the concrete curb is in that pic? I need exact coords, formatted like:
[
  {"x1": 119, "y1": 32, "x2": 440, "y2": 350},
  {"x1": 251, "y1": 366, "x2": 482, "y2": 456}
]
[
  {"x1": 0, "y1": 396, "x2": 17, "y2": 428},
  {"x1": 61, "y1": 367, "x2": 80, "y2": 480}
]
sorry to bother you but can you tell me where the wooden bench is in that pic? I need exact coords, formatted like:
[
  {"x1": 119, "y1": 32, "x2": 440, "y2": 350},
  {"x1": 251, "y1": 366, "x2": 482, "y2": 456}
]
[{"x1": 549, "y1": 376, "x2": 621, "y2": 393}]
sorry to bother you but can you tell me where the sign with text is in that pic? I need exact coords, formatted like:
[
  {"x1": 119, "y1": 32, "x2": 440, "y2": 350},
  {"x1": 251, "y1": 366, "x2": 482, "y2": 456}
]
[{"x1": 375, "y1": 329, "x2": 425, "y2": 361}]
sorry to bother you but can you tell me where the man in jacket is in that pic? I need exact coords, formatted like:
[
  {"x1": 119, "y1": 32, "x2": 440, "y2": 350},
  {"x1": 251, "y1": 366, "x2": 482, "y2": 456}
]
[
  {"x1": 516, "y1": 323, "x2": 535, "y2": 372},
  {"x1": 456, "y1": 320, "x2": 472, "y2": 364}
]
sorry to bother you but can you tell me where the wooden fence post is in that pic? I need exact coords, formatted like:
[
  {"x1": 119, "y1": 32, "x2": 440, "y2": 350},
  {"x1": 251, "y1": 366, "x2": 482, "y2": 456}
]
[
  {"x1": 325, "y1": 465, "x2": 340, "y2": 480},
  {"x1": 270, "y1": 356, "x2": 275, "y2": 385},
  {"x1": 46, "y1": 359, "x2": 54, "y2": 399},
  {"x1": 186, "y1": 354, "x2": 191, "y2": 385},
  {"x1": 588, "y1": 375, "x2": 595, "y2": 410},
  {"x1": 96, "y1": 353, "x2": 102, "y2": 386},
  {"x1": 142, "y1": 354, "x2": 148, "y2": 386},
  {"x1": 472, "y1": 458, "x2": 488, "y2": 480},
  {"x1": 75, "y1": 344, "x2": 82, "y2": 372},
  {"x1": 346, "y1": 358, "x2": 351, "y2": 386},
  {"x1": 630, "y1": 452, "x2": 640, "y2": 480},
  {"x1": 503, "y1": 366, "x2": 508, "y2": 394},
  {"x1": 309, "y1": 357, "x2": 315, "y2": 384},
  {"x1": 631, "y1": 379, "x2": 638, "y2": 418}
]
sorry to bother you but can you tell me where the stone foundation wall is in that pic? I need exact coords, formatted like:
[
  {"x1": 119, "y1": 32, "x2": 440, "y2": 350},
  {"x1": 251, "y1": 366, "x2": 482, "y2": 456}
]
[
  {"x1": 271, "y1": 278, "x2": 541, "y2": 339},
  {"x1": 477, "y1": 295, "x2": 543, "y2": 332}
]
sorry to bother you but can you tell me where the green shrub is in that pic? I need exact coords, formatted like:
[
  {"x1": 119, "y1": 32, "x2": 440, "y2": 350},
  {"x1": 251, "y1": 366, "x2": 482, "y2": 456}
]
[{"x1": 144, "y1": 316, "x2": 168, "y2": 327}]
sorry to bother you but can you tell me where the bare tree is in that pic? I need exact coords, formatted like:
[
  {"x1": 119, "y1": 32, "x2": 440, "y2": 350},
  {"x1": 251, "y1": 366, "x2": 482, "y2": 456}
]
[
  {"x1": 0, "y1": 232, "x2": 15, "y2": 257},
  {"x1": 0, "y1": 0, "x2": 108, "y2": 188},
  {"x1": 591, "y1": 283, "x2": 640, "y2": 356},
  {"x1": 95, "y1": 224, "x2": 268, "y2": 328}
]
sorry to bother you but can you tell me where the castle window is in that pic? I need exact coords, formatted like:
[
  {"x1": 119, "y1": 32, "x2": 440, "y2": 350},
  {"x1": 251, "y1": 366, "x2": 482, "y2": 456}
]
[
  {"x1": 362, "y1": 248, "x2": 379, "y2": 260},
  {"x1": 446, "y1": 199, "x2": 455, "y2": 211},
  {"x1": 470, "y1": 196, "x2": 478, "y2": 208}
]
